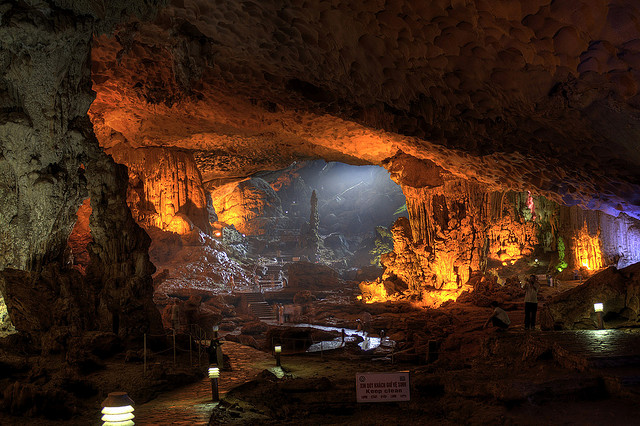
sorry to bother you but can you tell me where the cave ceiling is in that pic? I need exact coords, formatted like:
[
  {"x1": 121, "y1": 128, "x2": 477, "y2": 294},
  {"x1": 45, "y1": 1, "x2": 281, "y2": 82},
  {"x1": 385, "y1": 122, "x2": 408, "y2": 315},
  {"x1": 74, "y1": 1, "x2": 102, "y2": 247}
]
[{"x1": 89, "y1": 0, "x2": 640, "y2": 218}]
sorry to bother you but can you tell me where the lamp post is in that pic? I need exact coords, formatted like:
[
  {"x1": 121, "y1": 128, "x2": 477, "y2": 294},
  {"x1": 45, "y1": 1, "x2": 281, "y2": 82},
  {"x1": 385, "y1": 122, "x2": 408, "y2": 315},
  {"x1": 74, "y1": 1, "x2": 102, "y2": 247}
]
[
  {"x1": 594, "y1": 303, "x2": 604, "y2": 329},
  {"x1": 209, "y1": 366, "x2": 220, "y2": 402},
  {"x1": 274, "y1": 345, "x2": 282, "y2": 367},
  {"x1": 101, "y1": 392, "x2": 135, "y2": 426}
]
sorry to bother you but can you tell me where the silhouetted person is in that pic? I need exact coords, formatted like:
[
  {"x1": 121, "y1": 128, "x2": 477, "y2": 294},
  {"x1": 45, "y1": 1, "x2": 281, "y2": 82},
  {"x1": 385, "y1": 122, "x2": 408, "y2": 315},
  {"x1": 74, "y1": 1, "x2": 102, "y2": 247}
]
[
  {"x1": 170, "y1": 300, "x2": 180, "y2": 331},
  {"x1": 523, "y1": 274, "x2": 540, "y2": 330},
  {"x1": 483, "y1": 301, "x2": 510, "y2": 330},
  {"x1": 208, "y1": 337, "x2": 224, "y2": 368}
]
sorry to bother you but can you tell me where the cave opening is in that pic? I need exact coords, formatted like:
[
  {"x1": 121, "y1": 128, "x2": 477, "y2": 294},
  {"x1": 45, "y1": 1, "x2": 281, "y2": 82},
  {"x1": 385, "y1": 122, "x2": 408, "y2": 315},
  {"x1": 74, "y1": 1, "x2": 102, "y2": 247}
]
[{"x1": 148, "y1": 159, "x2": 408, "y2": 331}]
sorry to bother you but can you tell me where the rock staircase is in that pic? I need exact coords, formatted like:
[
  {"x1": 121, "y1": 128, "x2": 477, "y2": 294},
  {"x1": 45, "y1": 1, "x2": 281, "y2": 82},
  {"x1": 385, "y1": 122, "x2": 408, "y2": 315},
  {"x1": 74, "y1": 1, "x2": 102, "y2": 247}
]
[
  {"x1": 245, "y1": 292, "x2": 276, "y2": 322},
  {"x1": 258, "y1": 263, "x2": 285, "y2": 290}
]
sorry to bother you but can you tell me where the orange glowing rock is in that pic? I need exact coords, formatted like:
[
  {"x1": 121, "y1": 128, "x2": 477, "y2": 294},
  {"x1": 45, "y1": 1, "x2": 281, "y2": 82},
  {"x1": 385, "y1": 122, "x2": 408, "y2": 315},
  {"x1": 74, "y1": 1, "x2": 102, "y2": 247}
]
[
  {"x1": 573, "y1": 226, "x2": 604, "y2": 271},
  {"x1": 358, "y1": 281, "x2": 389, "y2": 304},
  {"x1": 418, "y1": 286, "x2": 471, "y2": 309},
  {"x1": 108, "y1": 146, "x2": 211, "y2": 235},
  {"x1": 209, "y1": 178, "x2": 282, "y2": 235},
  {"x1": 66, "y1": 198, "x2": 93, "y2": 273}
]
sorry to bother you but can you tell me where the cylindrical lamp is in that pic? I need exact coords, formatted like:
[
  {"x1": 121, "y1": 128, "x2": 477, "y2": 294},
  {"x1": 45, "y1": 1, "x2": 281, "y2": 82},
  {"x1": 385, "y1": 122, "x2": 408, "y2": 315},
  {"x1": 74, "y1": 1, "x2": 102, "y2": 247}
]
[
  {"x1": 209, "y1": 366, "x2": 220, "y2": 402},
  {"x1": 594, "y1": 303, "x2": 604, "y2": 329},
  {"x1": 101, "y1": 392, "x2": 134, "y2": 426},
  {"x1": 209, "y1": 366, "x2": 220, "y2": 379},
  {"x1": 275, "y1": 345, "x2": 282, "y2": 367}
]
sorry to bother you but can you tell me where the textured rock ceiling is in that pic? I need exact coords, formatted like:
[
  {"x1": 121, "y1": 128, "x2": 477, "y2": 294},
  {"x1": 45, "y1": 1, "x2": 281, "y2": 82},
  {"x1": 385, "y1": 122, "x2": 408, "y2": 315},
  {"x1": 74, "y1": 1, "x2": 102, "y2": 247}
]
[{"x1": 89, "y1": 0, "x2": 640, "y2": 218}]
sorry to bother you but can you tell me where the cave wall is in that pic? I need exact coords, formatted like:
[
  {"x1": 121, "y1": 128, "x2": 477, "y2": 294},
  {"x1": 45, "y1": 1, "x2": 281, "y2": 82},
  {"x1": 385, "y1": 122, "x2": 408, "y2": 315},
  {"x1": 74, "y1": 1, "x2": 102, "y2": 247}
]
[
  {"x1": 0, "y1": 1, "x2": 165, "y2": 348},
  {"x1": 387, "y1": 181, "x2": 542, "y2": 291},
  {"x1": 88, "y1": 0, "x2": 640, "y2": 220},
  {"x1": 382, "y1": 171, "x2": 640, "y2": 297},
  {"x1": 558, "y1": 206, "x2": 640, "y2": 270},
  {"x1": 210, "y1": 177, "x2": 283, "y2": 235},
  {"x1": 108, "y1": 145, "x2": 213, "y2": 235}
]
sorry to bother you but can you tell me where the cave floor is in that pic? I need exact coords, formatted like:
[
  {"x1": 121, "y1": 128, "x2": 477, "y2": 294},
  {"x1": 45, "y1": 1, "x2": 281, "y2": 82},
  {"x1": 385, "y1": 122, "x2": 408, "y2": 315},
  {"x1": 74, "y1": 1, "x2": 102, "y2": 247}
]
[
  {"x1": 207, "y1": 328, "x2": 640, "y2": 425},
  {"x1": 2, "y1": 326, "x2": 639, "y2": 425},
  {"x1": 134, "y1": 341, "x2": 273, "y2": 425}
]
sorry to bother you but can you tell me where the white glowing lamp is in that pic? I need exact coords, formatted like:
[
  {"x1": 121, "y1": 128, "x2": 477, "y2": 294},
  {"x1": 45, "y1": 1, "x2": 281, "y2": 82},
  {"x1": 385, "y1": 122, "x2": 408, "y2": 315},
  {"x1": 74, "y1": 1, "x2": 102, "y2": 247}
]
[
  {"x1": 209, "y1": 366, "x2": 220, "y2": 379},
  {"x1": 594, "y1": 303, "x2": 604, "y2": 312},
  {"x1": 101, "y1": 392, "x2": 134, "y2": 426},
  {"x1": 274, "y1": 345, "x2": 282, "y2": 353}
]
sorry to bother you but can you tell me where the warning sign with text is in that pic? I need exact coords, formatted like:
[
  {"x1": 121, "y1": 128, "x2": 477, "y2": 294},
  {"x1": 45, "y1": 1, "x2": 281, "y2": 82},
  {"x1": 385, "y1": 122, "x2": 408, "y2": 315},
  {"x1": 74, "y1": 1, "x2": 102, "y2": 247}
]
[{"x1": 356, "y1": 372, "x2": 410, "y2": 403}]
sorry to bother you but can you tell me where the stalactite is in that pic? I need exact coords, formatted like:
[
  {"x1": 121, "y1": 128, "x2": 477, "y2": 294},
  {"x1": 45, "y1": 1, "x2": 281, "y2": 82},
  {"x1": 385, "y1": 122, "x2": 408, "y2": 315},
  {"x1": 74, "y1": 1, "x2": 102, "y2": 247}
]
[{"x1": 108, "y1": 146, "x2": 212, "y2": 235}]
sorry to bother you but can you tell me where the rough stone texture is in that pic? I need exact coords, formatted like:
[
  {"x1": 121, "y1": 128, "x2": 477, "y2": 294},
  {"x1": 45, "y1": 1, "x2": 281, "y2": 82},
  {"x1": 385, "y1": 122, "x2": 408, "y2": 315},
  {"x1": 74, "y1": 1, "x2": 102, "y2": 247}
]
[
  {"x1": 0, "y1": 0, "x2": 165, "y2": 343},
  {"x1": 287, "y1": 261, "x2": 341, "y2": 290},
  {"x1": 0, "y1": 3, "x2": 94, "y2": 271},
  {"x1": 90, "y1": 0, "x2": 640, "y2": 220},
  {"x1": 84, "y1": 151, "x2": 164, "y2": 339},
  {"x1": 557, "y1": 206, "x2": 640, "y2": 269},
  {"x1": 210, "y1": 177, "x2": 283, "y2": 235},
  {"x1": 388, "y1": 182, "x2": 542, "y2": 290},
  {"x1": 541, "y1": 263, "x2": 640, "y2": 330},
  {"x1": 0, "y1": 264, "x2": 96, "y2": 353},
  {"x1": 66, "y1": 198, "x2": 93, "y2": 273},
  {"x1": 108, "y1": 145, "x2": 212, "y2": 235},
  {"x1": 149, "y1": 227, "x2": 253, "y2": 297}
]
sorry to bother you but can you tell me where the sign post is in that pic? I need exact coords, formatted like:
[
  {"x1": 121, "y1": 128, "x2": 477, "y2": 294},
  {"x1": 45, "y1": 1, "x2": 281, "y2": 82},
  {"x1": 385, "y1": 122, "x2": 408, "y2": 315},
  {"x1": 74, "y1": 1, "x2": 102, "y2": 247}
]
[{"x1": 356, "y1": 372, "x2": 410, "y2": 403}]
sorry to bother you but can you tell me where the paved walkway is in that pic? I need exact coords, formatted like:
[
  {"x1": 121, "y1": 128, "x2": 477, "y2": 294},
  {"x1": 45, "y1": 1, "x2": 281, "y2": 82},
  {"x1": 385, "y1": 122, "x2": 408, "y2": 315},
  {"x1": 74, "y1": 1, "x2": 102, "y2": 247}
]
[{"x1": 135, "y1": 341, "x2": 273, "y2": 425}]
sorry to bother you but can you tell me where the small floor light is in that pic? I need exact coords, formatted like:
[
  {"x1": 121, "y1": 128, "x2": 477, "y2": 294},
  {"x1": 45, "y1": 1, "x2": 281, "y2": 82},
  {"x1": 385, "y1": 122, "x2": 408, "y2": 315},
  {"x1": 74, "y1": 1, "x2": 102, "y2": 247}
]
[
  {"x1": 101, "y1": 392, "x2": 134, "y2": 426},
  {"x1": 594, "y1": 303, "x2": 604, "y2": 329},
  {"x1": 275, "y1": 345, "x2": 282, "y2": 367},
  {"x1": 209, "y1": 366, "x2": 220, "y2": 402}
]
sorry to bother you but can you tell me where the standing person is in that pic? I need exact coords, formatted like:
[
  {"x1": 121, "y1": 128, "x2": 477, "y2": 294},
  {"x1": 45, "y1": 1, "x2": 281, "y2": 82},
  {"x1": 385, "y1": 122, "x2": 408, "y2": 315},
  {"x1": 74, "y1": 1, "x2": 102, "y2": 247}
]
[
  {"x1": 483, "y1": 301, "x2": 511, "y2": 330},
  {"x1": 524, "y1": 275, "x2": 540, "y2": 330}
]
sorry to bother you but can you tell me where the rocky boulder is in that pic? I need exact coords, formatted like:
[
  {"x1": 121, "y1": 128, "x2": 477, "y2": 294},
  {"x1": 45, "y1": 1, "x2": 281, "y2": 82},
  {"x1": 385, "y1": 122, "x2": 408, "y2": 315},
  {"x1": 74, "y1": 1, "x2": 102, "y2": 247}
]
[
  {"x1": 287, "y1": 261, "x2": 341, "y2": 290},
  {"x1": 541, "y1": 264, "x2": 640, "y2": 330},
  {"x1": 210, "y1": 177, "x2": 283, "y2": 235}
]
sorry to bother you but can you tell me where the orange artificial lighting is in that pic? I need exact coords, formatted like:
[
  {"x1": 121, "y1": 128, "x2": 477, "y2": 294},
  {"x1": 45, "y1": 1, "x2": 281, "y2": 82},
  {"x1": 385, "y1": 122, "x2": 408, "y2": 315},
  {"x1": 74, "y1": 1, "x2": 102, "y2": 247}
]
[
  {"x1": 417, "y1": 287, "x2": 469, "y2": 309},
  {"x1": 358, "y1": 281, "x2": 389, "y2": 304},
  {"x1": 573, "y1": 226, "x2": 604, "y2": 271},
  {"x1": 358, "y1": 280, "x2": 469, "y2": 308}
]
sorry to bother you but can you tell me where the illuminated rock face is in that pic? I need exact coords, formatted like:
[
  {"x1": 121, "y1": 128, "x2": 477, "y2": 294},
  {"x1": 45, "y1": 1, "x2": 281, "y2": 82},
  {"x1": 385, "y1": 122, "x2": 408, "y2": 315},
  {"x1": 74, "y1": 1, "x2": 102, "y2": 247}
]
[
  {"x1": 376, "y1": 182, "x2": 539, "y2": 304},
  {"x1": 542, "y1": 264, "x2": 640, "y2": 330},
  {"x1": 90, "y1": 0, "x2": 640, "y2": 220},
  {"x1": 210, "y1": 177, "x2": 283, "y2": 235},
  {"x1": 4, "y1": 0, "x2": 640, "y2": 341},
  {"x1": 108, "y1": 145, "x2": 212, "y2": 235},
  {"x1": 557, "y1": 207, "x2": 640, "y2": 270},
  {"x1": 67, "y1": 198, "x2": 93, "y2": 273}
]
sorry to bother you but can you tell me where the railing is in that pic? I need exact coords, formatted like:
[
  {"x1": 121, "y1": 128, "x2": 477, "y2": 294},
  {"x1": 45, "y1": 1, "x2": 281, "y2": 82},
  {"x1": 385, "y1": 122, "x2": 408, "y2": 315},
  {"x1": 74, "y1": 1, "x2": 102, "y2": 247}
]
[{"x1": 142, "y1": 323, "x2": 213, "y2": 376}]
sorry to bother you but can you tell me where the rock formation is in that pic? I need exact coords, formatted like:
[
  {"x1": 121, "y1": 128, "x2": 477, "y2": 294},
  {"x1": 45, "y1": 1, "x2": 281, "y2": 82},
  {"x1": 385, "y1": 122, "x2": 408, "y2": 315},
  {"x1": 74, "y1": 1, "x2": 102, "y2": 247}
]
[
  {"x1": 299, "y1": 190, "x2": 320, "y2": 261},
  {"x1": 108, "y1": 145, "x2": 212, "y2": 235},
  {"x1": 0, "y1": 1, "x2": 165, "y2": 347},
  {"x1": 210, "y1": 177, "x2": 283, "y2": 235},
  {"x1": 541, "y1": 264, "x2": 640, "y2": 329},
  {"x1": 3, "y1": 0, "x2": 640, "y2": 359},
  {"x1": 89, "y1": 0, "x2": 640, "y2": 221}
]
